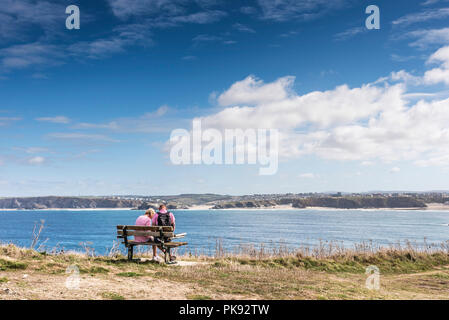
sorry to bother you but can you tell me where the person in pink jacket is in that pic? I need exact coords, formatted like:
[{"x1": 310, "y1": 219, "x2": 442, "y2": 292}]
[{"x1": 134, "y1": 209, "x2": 159, "y2": 261}]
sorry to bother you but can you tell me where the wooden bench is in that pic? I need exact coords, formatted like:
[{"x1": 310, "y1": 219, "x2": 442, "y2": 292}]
[{"x1": 116, "y1": 225, "x2": 187, "y2": 263}]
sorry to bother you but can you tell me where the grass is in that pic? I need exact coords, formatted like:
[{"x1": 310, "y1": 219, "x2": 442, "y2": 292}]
[
  {"x1": 101, "y1": 292, "x2": 125, "y2": 300},
  {"x1": 87, "y1": 266, "x2": 109, "y2": 274},
  {"x1": 187, "y1": 294, "x2": 212, "y2": 300},
  {"x1": 1, "y1": 242, "x2": 449, "y2": 299},
  {"x1": 116, "y1": 272, "x2": 143, "y2": 277},
  {"x1": 228, "y1": 251, "x2": 449, "y2": 274},
  {"x1": 0, "y1": 276, "x2": 8, "y2": 283},
  {"x1": 0, "y1": 258, "x2": 28, "y2": 271},
  {"x1": 428, "y1": 273, "x2": 449, "y2": 280}
]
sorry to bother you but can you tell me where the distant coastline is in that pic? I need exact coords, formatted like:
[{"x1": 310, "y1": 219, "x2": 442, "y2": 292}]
[
  {"x1": 2, "y1": 203, "x2": 449, "y2": 211},
  {"x1": 186, "y1": 203, "x2": 449, "y2": 211},
  {"x1": 1, "y1": 194, "x2": 448, "y2": 211}
]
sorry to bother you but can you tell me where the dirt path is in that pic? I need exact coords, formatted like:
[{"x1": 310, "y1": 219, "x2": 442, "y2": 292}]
[{"x1": 1, "y1": 270, "x2": 195, "y2": 300}]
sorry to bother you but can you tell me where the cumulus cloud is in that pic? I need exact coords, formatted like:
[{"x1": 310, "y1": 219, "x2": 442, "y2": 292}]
[
  {"x1": 207, "y1": 75, "x2": 404, "y2": 130},
  {"x1": 217, "y1": 75, "x2": 295, "y2": 106},
  {"x1": 424, "y1": 46, "x2": 449, "y2": 85},
  {"x1": 189, "y1": 45, "x2": 449, "y2": 168},
  {"x1": 390, "y1": 70, "x2": 423, "y2": 85}
]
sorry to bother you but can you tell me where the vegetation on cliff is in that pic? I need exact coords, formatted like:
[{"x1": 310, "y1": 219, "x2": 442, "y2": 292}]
[
  {"x1": 0, "y1": 197, "x2": 141, "y2": 210},
  {"x1": 0, "y1": 194, "x2": 431, "y2": 210},
  {"x1": 211, "y1": 196, "x2": 426, "y2": 209}
]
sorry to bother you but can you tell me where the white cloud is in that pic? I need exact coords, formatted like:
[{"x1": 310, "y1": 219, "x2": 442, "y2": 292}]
[
  {"x1": 299, "y1": 173, "x2": 315, "y2": 179},
  {"x1": 182, "y1": 55, "x2": 197, "y2": 61},
  {"x1": 190, "y1": 45, "x2": 449, "y2": 168},
  {"x1": 233, "y1": 23, "x2": 256, "y2": 33},
  {"x1": 256, "y1": 0, "x2": 349, "y2": 22},
  {"x1": 36, "y1": 116, "x2": 70, "y2": 124},
  {"x1": 0, "y1": 42, "x2": 63, "y2": 70},
  {"x1": 406, "y1": 27, "x2": 449, "y2": 49},
  {"x1": 0, "y1": 1, "x2": 223, "y2": 72},
  {"x1": 192, "y1": 34, "x2": 234, "y2": 46},
  {"x1": 421, "y1": 0, "x2": 449, "y2": 6},
  {"x1": 392, "y1": 8, "x2": 449, "y2": 27},
  {"x1": 217, "y1": 75, "x2": 294, "y2": 106},
  {"x1": 107, "y1": 0, "x2": 186, "y2": 19},
  {"x1": 73, "y1": 106, "x2": 173, "y2": 133},
  {"x1": 47, "y1": 133, "x2": 120, "y2": 143},
  {"x1": 13, "y1": 147, "x2": 49, "y2": 154},
  {"x1": 424, "y1": 45, "x2": 449, "y2": 85},
  {"x1": 390, "y1": 167, "x2": 401, "y2": 173},
  {"x1": 0, "y1": 116, "x2": 21, "y2": 126},
  {"x1": 28, "y1": 156, "x2": 45, "y2": 165},
  {"x1": 207, "y1": 75, "x2": 404, "y2": 130},
  {"x1": 334, "y1": 27, "x2": 367, "y2": 41},
  {"x1": 107, "y1": 0, "x2": 226, "y2": 25},
  {"x1": 390, "y1": 70, "x2": 423, "y2": 85},
  {"x1": 0, "y1": 0, "x2": 65, "y2": 42}
]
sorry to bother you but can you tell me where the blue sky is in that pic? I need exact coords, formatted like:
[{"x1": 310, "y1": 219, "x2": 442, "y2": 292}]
[{"x1": 1, "y1": 0, "x2": 449, "y2": 196}]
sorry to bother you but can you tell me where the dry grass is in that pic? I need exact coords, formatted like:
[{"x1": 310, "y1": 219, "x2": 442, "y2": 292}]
[{"x1": 1, "y1": 242, "x2": 449, "y2": 300}]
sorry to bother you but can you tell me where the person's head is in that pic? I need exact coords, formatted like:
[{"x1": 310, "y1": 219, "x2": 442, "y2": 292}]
[
  {"x1": 159, "y1": 204, "x2": 167, "y2": 212},
  {"x1": 145, "y1": 208, "x2": 155, "y2": 218}
]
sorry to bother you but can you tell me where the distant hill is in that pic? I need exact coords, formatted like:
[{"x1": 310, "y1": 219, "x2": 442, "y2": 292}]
[
  {"x1": 0, "y1": 194, "x2": 430, "y2": 210},
  {"x1": 211, "y1": 196, "x2": 427, "y2": 209},
  {"x1": 0, "y1": 197, "x2": 142, "y2": 210}
]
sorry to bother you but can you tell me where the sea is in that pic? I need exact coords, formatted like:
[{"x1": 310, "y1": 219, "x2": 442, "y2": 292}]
[{"x1": 0, "y1": 208, "x2": 448, "y2": 256}]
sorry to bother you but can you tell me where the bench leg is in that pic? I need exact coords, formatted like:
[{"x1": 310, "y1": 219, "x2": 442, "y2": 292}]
[
  {"x1": 164, "y1": 248, "x2": 171, "y2": 263},
  {"x1": 127, "y1": 245, "x2": 134, "y2": 261}
]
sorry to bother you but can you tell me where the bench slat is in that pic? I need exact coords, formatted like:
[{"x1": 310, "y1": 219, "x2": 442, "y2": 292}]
[
  {"x1": 117, "y1": 230, "x2": 174, "y2": 238},
  {"x1": 123, "y1": 241, "x2": 188, "y2": 247},
  {"x1": 117, "y1": 225, "x2": 174, "y2": 232}
]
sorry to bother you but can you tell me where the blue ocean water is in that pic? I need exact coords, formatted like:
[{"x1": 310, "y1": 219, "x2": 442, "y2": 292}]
[{"x1": 0, "y1": 209, "x2": 448, "y2": 255}]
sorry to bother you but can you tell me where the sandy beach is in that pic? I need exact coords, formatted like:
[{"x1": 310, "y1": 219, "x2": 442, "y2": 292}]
[
  {"x1": 2, "y1": 203, "x2": 449, "y2": 212},
  {"x1": 185, "y1": 204, "x2": 296, "y2": 210},
  {"x1": 424, "y1": 203, "x2": 449, "y2": 211}
]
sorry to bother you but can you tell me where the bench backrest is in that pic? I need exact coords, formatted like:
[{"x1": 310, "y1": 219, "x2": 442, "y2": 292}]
[{"x1": 116, "y1": 225, "x2": 174, "y2": 239}]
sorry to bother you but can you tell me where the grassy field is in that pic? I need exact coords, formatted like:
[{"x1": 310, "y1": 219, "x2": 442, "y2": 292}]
[{"x1": 1, "y1": 242, "x2": 449, "y2": 300}]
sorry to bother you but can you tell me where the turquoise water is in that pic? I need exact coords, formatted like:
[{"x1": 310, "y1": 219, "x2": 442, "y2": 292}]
[{"x1": 0, "y1": 209, "x2": 448, "y2": 255}]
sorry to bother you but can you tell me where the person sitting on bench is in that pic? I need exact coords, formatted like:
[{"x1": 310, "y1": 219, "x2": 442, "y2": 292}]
[
  {"x1": 152, "y1": 204, "x2": 176, "y2": 261},
  {"x1": 134, "y1": 208, "x2": 160, "y2": 262}
]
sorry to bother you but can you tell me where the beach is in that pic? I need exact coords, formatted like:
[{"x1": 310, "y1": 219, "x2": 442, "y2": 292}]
[{"x1": 3, "y1": 203, "x2": 449, "y2": 212}]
